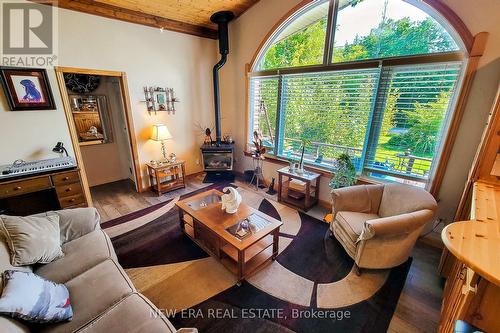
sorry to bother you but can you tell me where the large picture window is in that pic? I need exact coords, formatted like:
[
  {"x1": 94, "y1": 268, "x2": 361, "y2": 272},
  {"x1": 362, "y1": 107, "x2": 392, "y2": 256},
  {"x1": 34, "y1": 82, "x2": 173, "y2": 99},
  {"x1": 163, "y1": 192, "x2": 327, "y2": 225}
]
[{"x1": 248, "y1": 0, "x2": 465, "y2": 188}]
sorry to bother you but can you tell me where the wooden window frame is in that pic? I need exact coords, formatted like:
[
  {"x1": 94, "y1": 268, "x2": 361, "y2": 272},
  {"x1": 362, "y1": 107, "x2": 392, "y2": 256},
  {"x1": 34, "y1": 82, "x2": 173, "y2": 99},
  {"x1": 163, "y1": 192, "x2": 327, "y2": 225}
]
[{"x1": 245, "y1": 0, "x2": 488, "y2": 198}]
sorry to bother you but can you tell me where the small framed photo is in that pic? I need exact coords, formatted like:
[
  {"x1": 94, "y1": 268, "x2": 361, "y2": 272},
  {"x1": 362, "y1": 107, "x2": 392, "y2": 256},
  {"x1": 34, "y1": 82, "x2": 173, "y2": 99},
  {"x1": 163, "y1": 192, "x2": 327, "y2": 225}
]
[
  {"x1": 0, "y1": 67, "x2": 56, "y2": 111},
  {"x1": 153, "y1": 90, "x2": 167, "y2": 111}
]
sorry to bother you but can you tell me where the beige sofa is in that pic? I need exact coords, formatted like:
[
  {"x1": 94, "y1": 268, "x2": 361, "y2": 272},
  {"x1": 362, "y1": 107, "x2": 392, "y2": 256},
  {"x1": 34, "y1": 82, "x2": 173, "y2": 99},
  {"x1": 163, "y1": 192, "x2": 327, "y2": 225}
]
[
  {"x1": 330, "y1": 184, "x2": 437, "y2": 273},
  {"x1": 0, "y1": 208, "x2": 178, "y2": 333}
]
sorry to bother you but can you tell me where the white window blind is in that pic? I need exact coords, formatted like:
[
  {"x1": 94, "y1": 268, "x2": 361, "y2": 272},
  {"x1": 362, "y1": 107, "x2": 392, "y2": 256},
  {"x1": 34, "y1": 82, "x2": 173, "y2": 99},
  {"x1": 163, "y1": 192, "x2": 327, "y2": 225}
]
[
  {"x1": 278, "y1": 68, "x2": 380, "y2": 169},
  {"x1": 248, "y1": 76, "x2": 280, "y2": 153},
  {"x1": 247, "y1": 62, "x2": 463, "y2": 187},
  {"x1": 363, "y1": 62, "x2": 463, "y2": 182}
]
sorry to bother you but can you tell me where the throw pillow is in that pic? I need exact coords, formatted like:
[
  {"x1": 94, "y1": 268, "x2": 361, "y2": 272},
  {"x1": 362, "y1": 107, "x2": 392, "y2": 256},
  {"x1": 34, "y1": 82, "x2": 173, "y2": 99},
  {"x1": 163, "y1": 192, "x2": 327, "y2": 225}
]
[
  {"x1": 0, "y1": 270, "x2": 73, "y2": 323},
  {"x1": 0, "y1": 215, "x2": 64, "y2": 266}
]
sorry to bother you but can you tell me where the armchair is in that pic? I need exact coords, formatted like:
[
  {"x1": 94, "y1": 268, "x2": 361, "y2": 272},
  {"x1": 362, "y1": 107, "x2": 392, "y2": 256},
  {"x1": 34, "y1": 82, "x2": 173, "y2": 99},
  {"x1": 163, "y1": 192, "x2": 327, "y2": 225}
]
[{"x1": 330, "y1": 183, "x2": 437, "y2": 274}]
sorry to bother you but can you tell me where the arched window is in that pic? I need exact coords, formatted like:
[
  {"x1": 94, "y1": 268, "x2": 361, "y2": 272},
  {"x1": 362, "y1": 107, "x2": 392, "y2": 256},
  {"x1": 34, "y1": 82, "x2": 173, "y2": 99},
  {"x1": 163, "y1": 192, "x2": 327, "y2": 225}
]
[{"x1": 248, "y1": 0, "x2": 466, "y2": 188}]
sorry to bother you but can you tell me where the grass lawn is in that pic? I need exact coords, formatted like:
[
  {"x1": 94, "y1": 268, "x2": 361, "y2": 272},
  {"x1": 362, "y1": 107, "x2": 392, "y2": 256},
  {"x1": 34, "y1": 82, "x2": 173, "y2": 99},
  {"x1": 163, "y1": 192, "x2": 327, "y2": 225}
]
[{"x1": 375, "y1": 134, "x2": 432, "y2": 176}]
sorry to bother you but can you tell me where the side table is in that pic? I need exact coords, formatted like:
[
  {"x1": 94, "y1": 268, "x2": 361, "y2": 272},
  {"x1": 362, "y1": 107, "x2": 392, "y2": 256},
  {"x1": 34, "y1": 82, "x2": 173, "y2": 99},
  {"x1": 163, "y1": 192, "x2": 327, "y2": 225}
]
[
  {"x1": 277, "y1": 166, "x2": 320, "y2": 211},
  {"x1": 146, "y1": 160, "x2": 186, "y2": 196}
]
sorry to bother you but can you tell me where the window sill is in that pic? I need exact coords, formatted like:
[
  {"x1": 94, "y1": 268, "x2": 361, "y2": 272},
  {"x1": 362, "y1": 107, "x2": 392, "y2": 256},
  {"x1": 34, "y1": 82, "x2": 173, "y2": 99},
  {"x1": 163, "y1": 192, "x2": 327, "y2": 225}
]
[{"x1": 243, "y1": 151, "x2": 380, "y2": 185}]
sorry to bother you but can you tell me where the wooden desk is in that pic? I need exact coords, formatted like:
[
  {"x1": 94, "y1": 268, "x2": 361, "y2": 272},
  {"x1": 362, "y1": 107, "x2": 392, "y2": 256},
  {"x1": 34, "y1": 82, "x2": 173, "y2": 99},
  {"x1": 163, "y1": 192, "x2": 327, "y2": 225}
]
[
  {"x1": 439, "y1": 181, "x2": 500, "y2": 332},
  {"x1": 146, "y1": 161, "x2": 186, "y2": 196},
  {"x1": 0, "y1": 169, "x2": 87, "y2": 216},
  {"x1": 176, "y1": 189, "x2": 282, "y2": 284}
]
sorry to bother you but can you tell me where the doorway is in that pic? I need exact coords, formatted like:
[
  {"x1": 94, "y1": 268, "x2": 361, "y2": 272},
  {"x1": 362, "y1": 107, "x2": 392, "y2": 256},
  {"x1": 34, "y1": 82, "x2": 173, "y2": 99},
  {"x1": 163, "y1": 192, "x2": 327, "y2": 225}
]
[{"x1": 55, "y1": 67, "x2": 142, "y2": 205}]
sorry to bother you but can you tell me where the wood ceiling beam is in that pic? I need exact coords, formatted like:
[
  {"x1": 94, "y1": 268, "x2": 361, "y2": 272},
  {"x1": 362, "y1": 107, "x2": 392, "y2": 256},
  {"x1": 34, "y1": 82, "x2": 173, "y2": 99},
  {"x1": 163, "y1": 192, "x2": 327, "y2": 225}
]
[{"x1": 31, "y1": 0, "x2": 218, "y2": 39}]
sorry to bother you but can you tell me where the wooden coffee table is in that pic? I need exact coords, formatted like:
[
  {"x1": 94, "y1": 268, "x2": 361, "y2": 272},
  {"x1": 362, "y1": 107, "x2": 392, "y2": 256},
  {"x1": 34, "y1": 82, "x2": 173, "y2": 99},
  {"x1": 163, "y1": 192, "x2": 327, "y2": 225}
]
[{"x1": 176, "y1": 189, "x2": 283, "y2": 285}]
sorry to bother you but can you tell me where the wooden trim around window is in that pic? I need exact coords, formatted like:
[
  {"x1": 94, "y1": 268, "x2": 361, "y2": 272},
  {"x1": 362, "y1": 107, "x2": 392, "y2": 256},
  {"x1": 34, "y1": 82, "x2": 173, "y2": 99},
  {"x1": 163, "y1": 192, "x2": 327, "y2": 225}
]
[
  {"x1": 246, "y1": 0, "x2": 480, "y2": 197},
  {"x1": 250, "y1": 52, "x2": 464, "y2": 78},
  {"x1": 420, "y1": 0, "x2": 474, "y2": 53},
  {"x1": 429, "y1": 32, "x2": 489, "y2": 197},
  {"x1": 249, "y1": 0, "x2": 475, "y2": 71}
]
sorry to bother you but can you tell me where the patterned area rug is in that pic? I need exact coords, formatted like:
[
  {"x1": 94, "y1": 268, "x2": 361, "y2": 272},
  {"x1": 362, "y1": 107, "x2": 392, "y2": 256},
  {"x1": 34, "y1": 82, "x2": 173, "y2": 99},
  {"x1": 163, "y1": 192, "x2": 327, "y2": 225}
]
[{"x1": 101, "y1": 183, "x2": 411, "y2": 333}]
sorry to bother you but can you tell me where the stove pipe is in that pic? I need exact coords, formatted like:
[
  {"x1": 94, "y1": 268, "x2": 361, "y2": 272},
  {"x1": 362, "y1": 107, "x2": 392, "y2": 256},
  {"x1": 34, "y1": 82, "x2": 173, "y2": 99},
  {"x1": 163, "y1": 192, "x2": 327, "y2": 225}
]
[{"x1": 210, "y1": 11, "x2": 234, "y2": 144}]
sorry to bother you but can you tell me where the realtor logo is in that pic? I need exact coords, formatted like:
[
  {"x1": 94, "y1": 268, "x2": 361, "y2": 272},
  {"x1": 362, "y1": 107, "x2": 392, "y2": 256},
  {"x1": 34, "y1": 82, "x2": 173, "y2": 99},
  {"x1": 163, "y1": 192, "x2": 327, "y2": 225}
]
[{"x1": 1, "y1": 1, "x2": 58, "y2": 66}]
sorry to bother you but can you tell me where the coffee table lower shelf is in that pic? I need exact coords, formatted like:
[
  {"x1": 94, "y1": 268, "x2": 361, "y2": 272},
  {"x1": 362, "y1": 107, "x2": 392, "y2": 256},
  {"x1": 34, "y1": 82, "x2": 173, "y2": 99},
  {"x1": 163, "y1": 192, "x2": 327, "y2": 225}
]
[{"x1": 180, "y1": 215, "x2": 279, "y2": 285}]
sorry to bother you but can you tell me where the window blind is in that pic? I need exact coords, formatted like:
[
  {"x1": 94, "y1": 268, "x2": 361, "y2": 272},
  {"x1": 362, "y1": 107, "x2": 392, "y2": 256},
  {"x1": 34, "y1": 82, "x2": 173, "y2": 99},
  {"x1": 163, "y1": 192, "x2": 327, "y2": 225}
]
[
  {"x1": 363, "y1": 62, "x2": 463, "y2": 181},
  {"x1": 248, "y1": 76, "x2": 280, "y2": 153},
  {"x1": 278, "y1": 68, "x2": 380, "y2": 169}
]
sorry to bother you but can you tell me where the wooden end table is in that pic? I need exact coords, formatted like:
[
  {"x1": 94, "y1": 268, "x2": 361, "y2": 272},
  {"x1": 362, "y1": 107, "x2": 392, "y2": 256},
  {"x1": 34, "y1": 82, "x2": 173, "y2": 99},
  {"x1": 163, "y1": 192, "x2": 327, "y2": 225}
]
[
  {"x1": 277, "y1": 166, "x2": 321, "y2": 211},
  {"x1": 146, "y1": 160, "x2": 186, "y2": 196},
  {"x1": 176, "y1": 189, "x2": 282, "y2": 285}
]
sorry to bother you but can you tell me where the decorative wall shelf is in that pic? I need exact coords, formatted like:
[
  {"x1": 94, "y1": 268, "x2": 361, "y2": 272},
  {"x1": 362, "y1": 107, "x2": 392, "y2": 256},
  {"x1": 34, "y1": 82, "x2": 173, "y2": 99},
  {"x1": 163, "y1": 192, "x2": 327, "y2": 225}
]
[{"x1": 143, "y1": 86, "x2": 179, "y2": 115}]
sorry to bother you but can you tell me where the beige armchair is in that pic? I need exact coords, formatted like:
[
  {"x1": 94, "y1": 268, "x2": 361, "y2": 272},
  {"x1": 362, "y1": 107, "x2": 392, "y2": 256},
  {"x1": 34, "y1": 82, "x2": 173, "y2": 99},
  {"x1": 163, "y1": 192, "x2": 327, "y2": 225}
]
[{"x1": 330, "y1": 183, "x2": 437, "y2": 274}]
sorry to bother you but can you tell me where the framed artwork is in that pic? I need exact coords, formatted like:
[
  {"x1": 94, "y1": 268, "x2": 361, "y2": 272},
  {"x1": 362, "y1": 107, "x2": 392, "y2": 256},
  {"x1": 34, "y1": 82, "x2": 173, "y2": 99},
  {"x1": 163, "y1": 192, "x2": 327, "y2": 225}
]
[
  {"x1": 153, "y1": 90, "x2": 168, "y2": 111},
  {"x1": 0, "y1": 67, "x2": 56, "y2": 111}
]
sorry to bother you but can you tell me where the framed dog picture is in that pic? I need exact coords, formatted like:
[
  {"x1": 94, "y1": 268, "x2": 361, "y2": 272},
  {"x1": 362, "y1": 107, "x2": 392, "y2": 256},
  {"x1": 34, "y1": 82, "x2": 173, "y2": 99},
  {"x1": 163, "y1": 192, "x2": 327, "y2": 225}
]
[{"x1": 0, "y1": 67, "x2": 56, "y2": 111}]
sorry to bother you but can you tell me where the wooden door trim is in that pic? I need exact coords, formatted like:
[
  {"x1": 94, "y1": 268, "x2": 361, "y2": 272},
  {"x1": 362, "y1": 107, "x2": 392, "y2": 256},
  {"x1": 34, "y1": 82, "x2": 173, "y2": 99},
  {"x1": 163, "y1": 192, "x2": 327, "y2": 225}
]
[{"x1": 55, "y1": 67, "x2": 143, "y2": 201}]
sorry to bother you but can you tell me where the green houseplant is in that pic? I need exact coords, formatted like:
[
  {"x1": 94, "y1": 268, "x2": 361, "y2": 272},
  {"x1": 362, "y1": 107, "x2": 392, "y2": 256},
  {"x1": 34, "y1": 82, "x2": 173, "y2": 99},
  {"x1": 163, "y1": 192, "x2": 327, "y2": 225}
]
[
  {"x1": 329, "y1": 153, "x2": 357, "y2": 189},
  {"x1": 324, "y1": 153, "x2": 357, "y2": 224}
]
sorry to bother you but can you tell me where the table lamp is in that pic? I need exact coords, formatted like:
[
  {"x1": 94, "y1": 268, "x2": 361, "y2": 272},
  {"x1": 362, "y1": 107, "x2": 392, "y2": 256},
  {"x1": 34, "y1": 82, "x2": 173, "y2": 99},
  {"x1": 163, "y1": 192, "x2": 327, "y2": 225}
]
[{"x1": 151, "y1": 124, "x2": 172, "y2": 161}]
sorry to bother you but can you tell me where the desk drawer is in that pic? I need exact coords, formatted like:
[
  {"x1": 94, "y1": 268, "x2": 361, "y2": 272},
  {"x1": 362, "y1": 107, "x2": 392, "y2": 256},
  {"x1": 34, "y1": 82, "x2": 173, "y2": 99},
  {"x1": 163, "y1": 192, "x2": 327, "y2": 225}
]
[
  {"x1": 52, "y1": 171, "x2": 80, "y2": 185},
  {"x1": 55, "y1": 182, "x2": 83, "y2": 198},
  {"x1": 0, "y1": 177, "x2": 51, "y2": 199},
  {"x1": 59, "y1": 194, "x2": 85, "y2": 208}
]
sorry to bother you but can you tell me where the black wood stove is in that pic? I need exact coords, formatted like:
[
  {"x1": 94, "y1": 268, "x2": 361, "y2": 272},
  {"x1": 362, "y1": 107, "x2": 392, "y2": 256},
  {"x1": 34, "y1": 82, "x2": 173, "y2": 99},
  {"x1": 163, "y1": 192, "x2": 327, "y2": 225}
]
[{"x1": 201, "y1": 10, "x2": 235, "y2": 183}]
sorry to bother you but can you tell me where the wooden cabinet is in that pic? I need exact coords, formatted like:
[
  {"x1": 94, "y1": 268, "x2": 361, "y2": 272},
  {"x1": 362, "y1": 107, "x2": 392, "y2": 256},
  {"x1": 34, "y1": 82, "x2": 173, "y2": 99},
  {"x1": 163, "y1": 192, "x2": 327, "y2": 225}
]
[
  {"x1": 53, "y1": 171, "x2": 85, "y2": 209},
  {"x1": 0, "y1": 169, "x2": 87, "y2": 215},
  {"x1": 439, "y1": 88, "x2": 500, "y2": 332},
  {"x1": 0, "y1": 177, "x2": 51, "y2": 198},
  {"x1": 439, "y1": 258, "x2": 500, "y2": 332}
]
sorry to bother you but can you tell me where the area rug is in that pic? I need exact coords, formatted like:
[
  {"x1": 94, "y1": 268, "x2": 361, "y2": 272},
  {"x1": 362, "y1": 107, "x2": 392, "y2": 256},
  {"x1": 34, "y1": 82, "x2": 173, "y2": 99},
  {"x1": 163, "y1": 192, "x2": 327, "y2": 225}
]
[{"x1": 101, "y1": 183, "x2": 411, "y2": 333}]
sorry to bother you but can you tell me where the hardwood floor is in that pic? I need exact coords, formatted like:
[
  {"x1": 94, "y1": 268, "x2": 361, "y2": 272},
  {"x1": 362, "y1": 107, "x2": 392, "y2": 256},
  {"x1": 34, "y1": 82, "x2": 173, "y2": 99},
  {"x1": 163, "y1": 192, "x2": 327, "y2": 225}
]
[
  {"x1": 90, "y1": 175, "x2": 207, "y2": 222},
  {"x1": 91, "y1": 177, "x2": 443, "y2": 332}
]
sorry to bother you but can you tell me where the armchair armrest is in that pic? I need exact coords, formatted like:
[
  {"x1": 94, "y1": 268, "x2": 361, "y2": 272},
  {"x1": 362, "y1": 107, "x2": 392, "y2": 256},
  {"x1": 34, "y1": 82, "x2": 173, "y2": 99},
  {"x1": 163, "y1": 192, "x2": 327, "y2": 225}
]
[
  {"x1": 361, "y1": 209, "x2": 434, "y2": 240},
  {"x1": 36, "y1": 207, "x2": 101, "y2": 243},
  {"x1": 332, "y1": 184, "x2": 384, "y2": 215}
]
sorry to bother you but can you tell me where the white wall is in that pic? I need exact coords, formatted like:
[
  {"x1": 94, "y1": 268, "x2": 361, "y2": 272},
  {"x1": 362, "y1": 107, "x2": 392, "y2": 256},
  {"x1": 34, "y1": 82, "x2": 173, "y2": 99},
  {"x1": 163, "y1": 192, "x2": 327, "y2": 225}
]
[
  {"x1": 0, "y1": 69, "x2": 75, "y2": 162},
  {"x1": 219, "y1": 0, "x2": 500, "y2": 225},
  {"x1": 0, "y1": 6, "x2": 217, "y2": 190}
]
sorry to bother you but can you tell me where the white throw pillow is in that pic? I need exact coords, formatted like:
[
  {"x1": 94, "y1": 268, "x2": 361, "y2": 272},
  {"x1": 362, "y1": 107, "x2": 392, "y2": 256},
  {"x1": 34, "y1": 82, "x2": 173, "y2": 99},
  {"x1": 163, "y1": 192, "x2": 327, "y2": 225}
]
[{"x1": 0, "y1": 270, "x2": 73, "y2": 323}]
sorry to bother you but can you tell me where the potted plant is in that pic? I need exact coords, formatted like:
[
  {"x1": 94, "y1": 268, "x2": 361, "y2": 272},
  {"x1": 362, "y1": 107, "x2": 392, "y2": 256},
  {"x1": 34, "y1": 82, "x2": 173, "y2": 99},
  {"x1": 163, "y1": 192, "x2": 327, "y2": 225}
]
[
  {"x1": 329, "y1": 153, "x2": 357, "y2": 189},
  {"x1": 324, "y1": 153, "x2": 357, "y2": 223}
]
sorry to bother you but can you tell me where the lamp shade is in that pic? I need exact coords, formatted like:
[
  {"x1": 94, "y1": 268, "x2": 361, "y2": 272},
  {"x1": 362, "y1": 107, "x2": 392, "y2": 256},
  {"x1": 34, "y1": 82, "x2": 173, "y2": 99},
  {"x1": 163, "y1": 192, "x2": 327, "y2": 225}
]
[{"x1": 151, "y1": 124, "x2": 172, "y2": 141}]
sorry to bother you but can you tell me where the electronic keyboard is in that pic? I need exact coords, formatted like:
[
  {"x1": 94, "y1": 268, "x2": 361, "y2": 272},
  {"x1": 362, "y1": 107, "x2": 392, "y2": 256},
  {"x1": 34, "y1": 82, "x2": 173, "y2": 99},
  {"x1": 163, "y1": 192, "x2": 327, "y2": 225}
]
[{"x1": 0, "y1": 157, "x2": 76, "y2": 180}]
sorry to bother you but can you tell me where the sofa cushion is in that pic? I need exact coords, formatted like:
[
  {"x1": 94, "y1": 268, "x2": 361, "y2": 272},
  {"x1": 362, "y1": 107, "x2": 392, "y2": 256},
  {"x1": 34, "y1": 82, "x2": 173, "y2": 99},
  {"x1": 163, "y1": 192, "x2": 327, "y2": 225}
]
[
  {"x1": 0, "y1": 215, "x2": 63, "y2": 266},
  {"x1": 34, "y1": 230, "x2": 116, "y2": 283},
  {"x1": 75, "y1": 293, "x2": 176, "y2": 333},
  {"x1": 39, "y1": 259, "x2": 135, "y2": 333},
  {"x1": 335, "y1": 211, "x2": 379, "y2": 243},
  {"x1": 0, "y1": 315, "x2": 30, "y2": 333},
  {"x1": 0, "y1": 240, "x2": 32, "y2": 284},
  {"x1": 34, "y1": 207, "x2": 101, "y2": 244}
]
